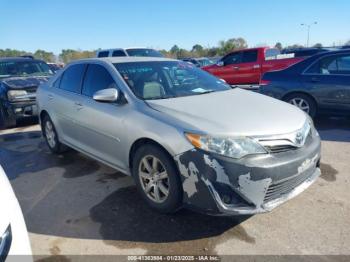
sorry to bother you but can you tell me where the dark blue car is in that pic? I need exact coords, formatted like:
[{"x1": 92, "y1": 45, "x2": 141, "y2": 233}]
[{"x1": 260, "y1": 50, "x2": 350, "y2": 118}]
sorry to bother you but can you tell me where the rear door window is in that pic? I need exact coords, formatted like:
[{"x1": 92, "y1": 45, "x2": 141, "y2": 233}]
[
  {"x1": 59, "y1": 64, "x2": 86, "y2": 93},
  {"x1": 242, "y1": 50, "x2": 258, "y2": 63},
  {"x1": 306, "y1": 54, "x2": 350, "y2": 75},
  {"x1": 82, "y1": 64, "x2": 116, "y2": 97},
  {"x1": 336, "y1": 55, "x2": 350, "y2": 74}
]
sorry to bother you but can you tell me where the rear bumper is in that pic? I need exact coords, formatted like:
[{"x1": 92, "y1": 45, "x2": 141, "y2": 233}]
[{"x1": 174, "y1": 133, "x2": 321, "y2": 216}]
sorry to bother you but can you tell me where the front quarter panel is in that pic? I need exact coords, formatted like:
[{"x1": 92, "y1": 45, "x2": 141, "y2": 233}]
[{"x1": 123, "y1": 105, "x2": 195, "y2": 173}]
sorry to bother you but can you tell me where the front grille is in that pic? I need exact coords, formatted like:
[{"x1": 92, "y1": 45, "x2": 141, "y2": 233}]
[
  {"x1": 26, "y1": 88, "x2": 37, "y2": 94},
  {"x1": 265, "y1": 145, "x2": 297, "y2": 153},
  {"x1": 264, "y1": 170, "x2": 313, "y2": 203}
]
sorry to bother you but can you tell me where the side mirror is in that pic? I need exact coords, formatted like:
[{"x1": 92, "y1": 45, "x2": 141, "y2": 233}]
[
  {"x1": 93, "y1": 88, "x2": 119, "y2": 102},
  {"x1": 217, "y1": 61, "x2": 224, "y2": 67}
]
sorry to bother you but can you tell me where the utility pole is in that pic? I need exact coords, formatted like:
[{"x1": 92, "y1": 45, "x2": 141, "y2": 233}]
[{"x1": 301, "y1": 22, "x2": 317, "y2": 47}]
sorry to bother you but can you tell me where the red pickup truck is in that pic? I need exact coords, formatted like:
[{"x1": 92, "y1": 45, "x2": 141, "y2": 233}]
[{"x1": 202, "y1": 47, "x2": 304, "y2": 85}]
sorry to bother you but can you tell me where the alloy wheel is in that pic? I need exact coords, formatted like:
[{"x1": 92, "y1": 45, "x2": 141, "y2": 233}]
[
  {"x1": 289, "y1": 98, "x2": 310, "y2": 113},
  {"x1": 138, "y1": 155, "x2": 170, "y2": 203},
  {"x1": 45, "y1": 121, "x2": 56, "y2": 148}
]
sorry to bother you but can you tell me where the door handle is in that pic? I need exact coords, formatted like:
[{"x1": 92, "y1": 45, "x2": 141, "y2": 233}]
[
  {"x1": 48, "y1": 94, "x2": 54, "y2": 101},
  {"x1": 233, "y1": 66, "x2": 239, "y2": 70},
  {"x1": 310, "y1": 77, "x2": 320, "y2": 82}
]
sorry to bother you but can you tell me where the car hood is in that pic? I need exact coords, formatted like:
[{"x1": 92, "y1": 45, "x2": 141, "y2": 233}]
[
  {"x1": 146, "y1": 88, "x2": 307, "y2": 136},
  {"x1": 1, "y1": 76, "x2": 51, "y2": 89},
  {"x1": 0, "y1": 166, "x2": 32, "y2": 256}
]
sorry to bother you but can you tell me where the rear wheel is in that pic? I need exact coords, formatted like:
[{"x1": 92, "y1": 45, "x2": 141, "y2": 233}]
[
  {"x1": 42, "y1": 115, "x2": 66, "y2": 154},
  {"x1": 132, "y1": 144, "x2": 182, "y2": 213},
  {"x1": 285, "y1": 93, "x2": 317, "y2": 118}
]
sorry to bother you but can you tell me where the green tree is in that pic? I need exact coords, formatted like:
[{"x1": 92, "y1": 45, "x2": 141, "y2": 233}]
[
  {"x1": 170, "y1": 45, "x2": 180, "y2": 57},
  {"x1": 228, "y1": 37, "x2": 248, "y2": 49},
  {"x1": 0, "y1": 48, "x2": 30, "y2": 57},
  {"x1": 206, "y1": 47, "x2": 220, "y2": 57},
  {"x1": 217, "y1": 37, "x2": 248, "y2": 56},
  {"x1": 59, "y1": 49, "x2": 95, "y2": 63},
  {"x1": 177, "y1": 48, "x2": 191, "y2": 59},
  {"x1": 285, "y1": 44, "x2": 304, "y2": 49},
  {"x1": 34, "y1": 49, "x2": 55, "y2": 62},
  {"x1": 191, "y1": 44, "x2": 204, "y2": 57},
  {"x1": 313, "y1": 43, "x2": 323, "y2": 48},
  {"x1": 274, "y1": 42, "x2": 283, "y2": 50}
]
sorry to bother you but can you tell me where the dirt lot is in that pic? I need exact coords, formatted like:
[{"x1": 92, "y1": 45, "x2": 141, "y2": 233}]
[{"x1": 0, "y1": 117, "x2": 349, "y2": 259}]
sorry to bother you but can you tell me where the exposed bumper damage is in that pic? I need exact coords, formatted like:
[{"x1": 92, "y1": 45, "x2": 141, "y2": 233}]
[{"x1": 174, "y1": 135, "x2": 321, "y2": 215}]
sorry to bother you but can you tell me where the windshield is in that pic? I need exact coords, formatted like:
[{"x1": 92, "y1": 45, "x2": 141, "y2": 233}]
[
  {"x1": 0, "y1": 60, "x2": 53, "y2": 78},
  {"x1": 126, "y1": 49, "x2": 164, "y2": 58},
  {"x1": 114, "y1": 61, "x2": 230, "y2": 100}
]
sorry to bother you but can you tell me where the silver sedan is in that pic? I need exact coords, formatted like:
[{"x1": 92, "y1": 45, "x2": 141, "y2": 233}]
[{"x1": 37, "y1": 57, "x2": 321, "y2": 215}]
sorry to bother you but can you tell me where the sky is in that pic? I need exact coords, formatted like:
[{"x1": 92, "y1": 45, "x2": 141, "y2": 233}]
[{"x1": 1, "y1": 0, "x2": 349, "y2": 54}]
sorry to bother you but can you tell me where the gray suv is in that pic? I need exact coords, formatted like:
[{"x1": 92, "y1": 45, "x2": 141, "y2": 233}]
[{"x1": 37, "y1": 57, "x2": 321, "y2": 215}]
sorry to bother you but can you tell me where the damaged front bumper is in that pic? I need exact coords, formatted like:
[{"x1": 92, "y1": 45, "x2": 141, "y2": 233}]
[{"x1": 174, "y1": 134, "x2": 321, "y2": 216}]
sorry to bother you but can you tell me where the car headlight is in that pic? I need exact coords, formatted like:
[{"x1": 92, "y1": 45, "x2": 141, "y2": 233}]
[
  {"x1": 304, "y1": 113, "x2": 317, "y2": 137},
  {"x1": 185, "y1": 133, "x2": 267, "y2": 159},
  {"x1": 0, "y1": 225, "x2": 12, "y2": 259},
  {"x1": 7, "y1": 90, "x2": 28, "y2": 102}
]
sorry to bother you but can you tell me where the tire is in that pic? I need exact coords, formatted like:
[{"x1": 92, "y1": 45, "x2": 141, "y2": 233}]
[
  {"x1": 0, "y1": 106, "x2": 16, "y2": 130},
  {"x1": 42, "y1": 115, "x2": 66, "y2": 154},
  {"x1": 284, "y1": 93, "x2": 317, "y2": 118},
  {"x1": 132, "y1": 144, "x2": 183, "y2": 213}
]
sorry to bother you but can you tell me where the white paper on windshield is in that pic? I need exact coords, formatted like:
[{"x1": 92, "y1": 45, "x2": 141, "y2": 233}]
[{"x1": 192, "y1": 88, "x2": 206, "y2": 93}]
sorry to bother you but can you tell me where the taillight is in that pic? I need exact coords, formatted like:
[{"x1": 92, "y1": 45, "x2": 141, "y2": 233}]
[{"x1": 259, "y1": 79, "x2": 271, "y2": 86}]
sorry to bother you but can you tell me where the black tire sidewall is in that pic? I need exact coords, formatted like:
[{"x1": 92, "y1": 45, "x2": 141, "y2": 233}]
[
  {"x1": 132, "y1": 144, "x2": 183, "y2": 213},
  {"x1": 0, "y1": 106, "x2": 6, "y2": 129},
  {"x1": 0, "y1": 106, "x2": 16, "y2": 130},
  {"x1": 286, "y1": 93, "x2": 317, "y2": 118}
]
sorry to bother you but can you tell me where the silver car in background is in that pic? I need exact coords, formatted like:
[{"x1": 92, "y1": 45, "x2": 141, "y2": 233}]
[{"x1": 36, "y1": 57, "x2": 321, "y2": 215}]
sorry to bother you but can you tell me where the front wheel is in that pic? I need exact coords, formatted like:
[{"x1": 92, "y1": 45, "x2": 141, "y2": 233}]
[
  {"x1": 285, "y1": 93, "x2": 317, "y2": 118},
  {"x1": 0, "y1": 106, "x2": 16, "y2": 130},
  {"x1": 132, "y1": 144, "x2": 183, "y2": 213}
]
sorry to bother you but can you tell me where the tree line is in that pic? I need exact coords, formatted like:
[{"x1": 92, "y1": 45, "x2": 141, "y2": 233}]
[{"x1": 1, "y1": 37, "x2": 349, "y2": 63}]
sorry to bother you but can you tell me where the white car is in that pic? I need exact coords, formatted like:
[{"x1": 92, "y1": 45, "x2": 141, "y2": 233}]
[
  {"x1": 96, "y1": 47, "x2": 163, "y2": 58},
  {"x1": 0, "y1": 165, "x2": 32, "y2": 260}
]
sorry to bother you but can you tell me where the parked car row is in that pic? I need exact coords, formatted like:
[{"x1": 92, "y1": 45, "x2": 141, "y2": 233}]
[{"x1": 1, "y1": 46, "x2": 349, "y2": 131}]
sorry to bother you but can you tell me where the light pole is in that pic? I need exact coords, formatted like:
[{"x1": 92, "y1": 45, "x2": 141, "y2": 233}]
[{"x1": 301, "y1": 22, "x2": 317, "y2": 47}]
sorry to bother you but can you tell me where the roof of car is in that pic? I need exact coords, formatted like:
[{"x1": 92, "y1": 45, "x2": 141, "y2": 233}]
[
  {"x1": 312, "y1": 49, "x2": 350, "y2": 58},
  {"x1": 77, "y1": 57, "x2": 178, "y2": 64}
]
